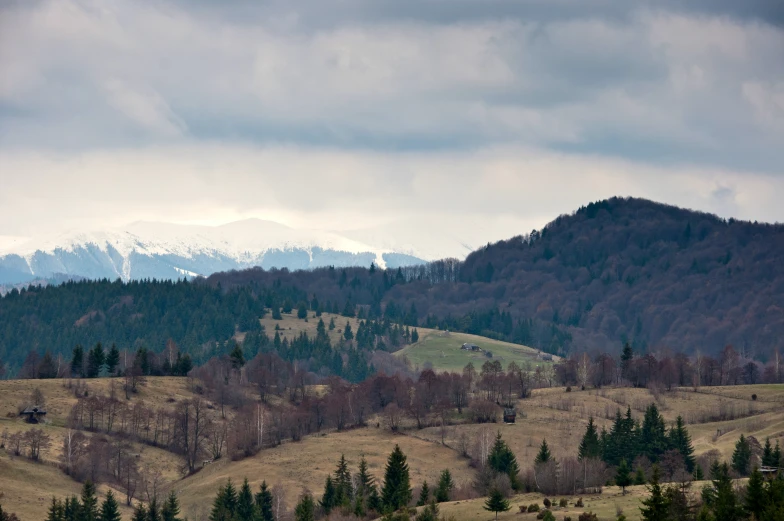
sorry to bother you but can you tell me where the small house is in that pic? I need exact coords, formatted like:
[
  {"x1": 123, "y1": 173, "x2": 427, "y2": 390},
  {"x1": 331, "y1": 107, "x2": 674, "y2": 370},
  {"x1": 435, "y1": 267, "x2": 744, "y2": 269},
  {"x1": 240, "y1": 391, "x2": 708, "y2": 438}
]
[
  {"x1": 461, "y1": 343, "x2": 481, "y2": 351},
  {"x1": 20, "y1": 405, "x2": 47, "y2": 424},
  {"x1": 503, "y1": 408, "x2": 516, "y2": 424}
]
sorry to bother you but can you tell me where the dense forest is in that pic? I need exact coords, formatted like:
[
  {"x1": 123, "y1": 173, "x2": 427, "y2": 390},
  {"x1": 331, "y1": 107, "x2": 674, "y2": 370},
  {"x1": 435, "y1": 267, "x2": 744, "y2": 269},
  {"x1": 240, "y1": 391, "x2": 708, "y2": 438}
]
[{"x1": 1, "y1": 197, "x2": 783, "y2": 374}]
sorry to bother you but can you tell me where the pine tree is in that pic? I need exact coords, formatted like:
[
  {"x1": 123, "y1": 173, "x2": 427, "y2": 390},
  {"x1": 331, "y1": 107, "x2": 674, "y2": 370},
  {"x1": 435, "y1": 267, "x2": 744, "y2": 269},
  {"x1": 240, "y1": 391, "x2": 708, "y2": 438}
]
[
  {"x1": 744, "y1": 467, "x2": 766, "y2": 519},
  {"x1": 668, "y1": 416, "x2": 696, "y2": 472},
  {"x1": 209, "y1": 480, "x2": 237, "y2": 521},
  {"x1": 47, "y1": 498, "x2": 65, "y2": 521},
  {"x1": 640, "y1": 466, "x2": 669, "y2": 521},
  {"x1": 297, "y1": 302, "x2": 308, "y2": 319},
  {"x1": 356, "y1": 454, "x2": 376, "y2": 498},
  {"x1": 64, "y1": 496, "x2": 80, "y2": 521},
  {"x1": 334, "y1": 454, "x2": 353, "y2": 505},
  {"x1": 709, "y1": 463, "x2": 742, "y2": 521},
  {"x1": 79, "y1": 481, "x2": 99, "y2": 521},
  {"x1": 488, "y1": 432, "x2": 521, "y2": 490},
  {"x1": 435, "y1": 469, "x2": 454, "y2": 503},
  {"x1": 417, "y1": 481, "x2": 430, "y2": 507},
  {"x1": 773, "y1": 441, "x2": 782, "y2": 469},
  {"x1": 147, "y1": 499, "x2": 161, "y2": 521},
  {"x1": 635, "y1": 467, "x2": 647, "y2": 485},
  {"x1": 731, "y1": 434, "x2": 752, "y2": 476},
  {"x1": 71, "y1": 345, "x2": 85, "y2": 378},
  {"x1": 483, "y1": 488, "x2": 510, "y2": 520},
  {"x1": 693, "y1": 465, "x2": 704, "y2": 481},
  {"x1": 161, "y1": 491, "x2": 181, "y2": 521},
  {"x1": 99, "y1": 491, "x2": 121, "y2": 521},
  {"x1": 86, "y1": 343, "x2": 105, "y2": 378},
  {"x1": 616, "y1": 460, "x2": 632, "y2": 495},
  {"x1": 131, "y1": 504, "x2": 147, "y2": 521},
  {"x1": 579, "y1": 417, "x2": 602, "y2": 460},
  {"x1": 255, "y1": 481, "x2": 274, "y2": 521},
  {"x1": 411, "y1": 329, "x2": 419, "y2": 343},
  {"x1": 535, "y1": 439, "x2": 552, "y2": 464},
  {"x1": 320, "y1": 476, "x2": 337, "y2": 514},
  {"x1": 343, "y1": 322, "x2": 354, "y2": 342},
  {"x1": 381, "y1": 445, "x2": 412, "y2": 512},
  {"x1": 229, "y1": 344, "x2": 245, "y2": 370},
  {"x1": 762, "y1": 438, "x2": 775, "y2": 467},
  {"x1": 105, "y1": 344, "x2": 120, "y2": 376},
  {"x1": 236, "y1": 478, "x2": 255, "y2": 521},
  {"x1": 294, "y1": 492, "x2": 315, "y2": 521}
]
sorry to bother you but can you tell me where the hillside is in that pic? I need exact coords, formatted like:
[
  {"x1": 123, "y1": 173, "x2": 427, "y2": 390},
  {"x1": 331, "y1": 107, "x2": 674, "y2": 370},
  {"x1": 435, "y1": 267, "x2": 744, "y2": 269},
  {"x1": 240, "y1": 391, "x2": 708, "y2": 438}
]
[
  {"x1": 2, "y1": 198, "x2": 784, "y2": 374},
  {"x1": 2, "y1": 377, "x2": 783, "y2": 520}
]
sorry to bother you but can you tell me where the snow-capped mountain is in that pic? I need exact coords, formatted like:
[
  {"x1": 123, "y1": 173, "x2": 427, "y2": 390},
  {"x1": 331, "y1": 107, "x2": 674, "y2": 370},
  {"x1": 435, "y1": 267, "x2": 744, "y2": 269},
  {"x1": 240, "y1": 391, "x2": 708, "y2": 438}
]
[{"x1": 0, "y1": 219, "x2": 466, "y2": 285}]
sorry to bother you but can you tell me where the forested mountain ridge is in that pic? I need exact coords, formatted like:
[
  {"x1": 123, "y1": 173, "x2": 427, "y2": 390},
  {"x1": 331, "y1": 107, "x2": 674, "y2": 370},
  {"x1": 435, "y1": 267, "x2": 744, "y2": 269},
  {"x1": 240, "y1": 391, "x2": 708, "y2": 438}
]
[{"x1": 1, "y1": 197, "x2": 782, "y2": 375}]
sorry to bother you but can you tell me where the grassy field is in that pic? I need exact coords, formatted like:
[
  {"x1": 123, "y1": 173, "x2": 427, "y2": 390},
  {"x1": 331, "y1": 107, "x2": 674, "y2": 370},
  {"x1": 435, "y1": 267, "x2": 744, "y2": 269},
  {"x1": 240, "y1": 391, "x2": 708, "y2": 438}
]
[
  {"x1": 1, "y1": 374, "x2": 783, "y2": 521},
  {"x1": 395, "y1": 330, "x2": 555, "y2": 372}
]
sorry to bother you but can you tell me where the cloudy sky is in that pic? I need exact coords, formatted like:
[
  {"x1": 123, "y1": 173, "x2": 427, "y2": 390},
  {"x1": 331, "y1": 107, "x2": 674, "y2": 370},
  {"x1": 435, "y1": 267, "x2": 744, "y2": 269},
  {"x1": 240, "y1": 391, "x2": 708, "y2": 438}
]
[{"x1": 1, "y1": 0, "x2": 783, "y2": 248}]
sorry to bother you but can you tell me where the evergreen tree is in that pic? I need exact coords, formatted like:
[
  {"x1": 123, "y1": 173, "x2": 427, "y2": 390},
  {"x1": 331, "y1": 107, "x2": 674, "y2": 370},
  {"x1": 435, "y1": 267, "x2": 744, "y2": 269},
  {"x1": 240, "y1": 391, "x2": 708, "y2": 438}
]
[
  {"x1": 640, "y1": 404, "x2": 667, "y2": 463},
  {"x1": 343, "y1": 322, "x2": 354, "y2": 342},
  {"x1": 411, "y1": 329, "x2": 419, "y2": 343},
  {"x1": 668, "y1": 416, "x2": 696, "y2": 472},
  {"x1": 731, "y1": 434, "x2": 752, "y2": 476},
  {"x1": 131, "y1": 504, "x2": 147, "y2": 521},
  {"x1": 272, "y1": 307, "x2": 282, "y2": 320},
  {"x1": 693, "y1": 465, "x2": 704, "y2": 481},
  {"x1": 488, "y1": 432, "x2": 521, "y2": 490},
  {"x1": 334, "y1": 454, "x2": 353, "y2": 505},
  {"x1": 79, "y1": 481, "x2": 99, "y2": 521},
  {"x1": 635, "y1": 467, "x2": 647, "y2": 485},
  {"x1": 147, "y1": 499, "x2": 161, "y2": 521},
  {"x1": 417, "y1": 481, "x2": 430, "y2": 507},
  {"x1": 297, "y1": 302, "x2": 308, "y2": 319},
  {"x1": 105, "y1": 344, "x2": 120, "y2": 376},
  {"x1": 578, "y1": 417, "x2": 602, "y2": 460},
  {"x1": 71, "y1": 345, "x2": 85, "y2": 378},
  {"x1": 209, "y1": 480, "x2": 238, "y2": 521},
  {"x1": 640, "y1": 467, "x2": 669, "y2": 521},
  {"x1": 99, "y1": 491, "x2": 121, "y2": 521},
  {"x1": 773, "y1": 441, "x2": 782, "y2": 469},
  {"x1": 47, "y1": 498, "x2": 65, "y2": 521},
  {"x1": 744, "y1": 467, "x2": 766, "y2": 519},
  {"x1": 255, "y1": 481, "x2": 274, "y2": 521},
  {"x1": 64, "y1": 496, "x2": 80, "y2": 521},
  {"x1": 483, "y1": 488, "x2": 510, "y2": 520},
  {"x1": 709, "y1": 463, "x2": 742, "y2": 521},
  {"x1": 236, "y1": 478, "x2": 255, "y2": 521},
  {"x1": 415, "y1": 501, "x2": 440, "y2": 521},
  {"x1": 616, "y1": 460, "x2": 632, "y2": 495},
  {"x1": 229, "y1": 344, "x2": 245, "y2": 370},
  {"x1": 356, "y1": 454, "x2": 376, "y2": 498},
  {"x1": 381, "y1": 445, "x2": 412, "y2": 512},
  {"x1": 435, "y1": 469, "x2": 454, "y2": 503},
  {"x1": 663, "y1": 482, "x2": 692, "y2": 521},
  {"x1": 161, "y1": 491, "x2": 181, "y2": 521},
  {"x1": 762, "y1": 438, "x2": 775, "y2": 467},
  {"x1": 86, "y1": 343, "x2": 105, "y2": 378},
  {"x1": 320, "y1": 476, "x2": 337, "y2": 514},
  {"x1": 294, "y1": 492, "x2": 315, "y2": 521},
  {"x1": 535, "y1": 439, "x2": 552, "y2": 464}
]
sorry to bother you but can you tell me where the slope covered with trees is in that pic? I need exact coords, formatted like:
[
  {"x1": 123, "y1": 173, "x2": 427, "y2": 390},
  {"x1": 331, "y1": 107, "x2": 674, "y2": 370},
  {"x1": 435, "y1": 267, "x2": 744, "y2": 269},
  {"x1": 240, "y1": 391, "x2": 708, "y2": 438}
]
[{"x1": 1, "y1": 197, "x2": 783, "y2": 374}]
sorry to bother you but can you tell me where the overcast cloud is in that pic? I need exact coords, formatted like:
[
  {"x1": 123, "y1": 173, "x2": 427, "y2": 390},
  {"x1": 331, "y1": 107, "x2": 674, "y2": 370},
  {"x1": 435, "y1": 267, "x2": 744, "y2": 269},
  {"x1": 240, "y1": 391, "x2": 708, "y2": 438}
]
[{"x1": 0, "y1": 0, "x2": 782, "y2": 244}]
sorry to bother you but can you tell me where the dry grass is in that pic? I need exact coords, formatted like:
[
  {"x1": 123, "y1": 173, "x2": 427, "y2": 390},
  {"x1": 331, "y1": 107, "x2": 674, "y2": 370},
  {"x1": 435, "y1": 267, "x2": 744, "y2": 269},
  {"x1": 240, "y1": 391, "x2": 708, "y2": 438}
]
[{"x1": 176, "y1": 428, "x2": 475, "y2": 521}]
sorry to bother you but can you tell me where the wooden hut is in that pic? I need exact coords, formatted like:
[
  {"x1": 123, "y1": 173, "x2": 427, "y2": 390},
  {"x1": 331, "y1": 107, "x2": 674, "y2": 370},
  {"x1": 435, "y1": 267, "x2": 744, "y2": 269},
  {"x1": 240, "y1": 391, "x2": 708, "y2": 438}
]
[
  {"x1": 20, "y1": 405, "x2": 47, "y2": 424},
  {"x1": 503, "y1": 407, "x2": 516, "y2": 424}
]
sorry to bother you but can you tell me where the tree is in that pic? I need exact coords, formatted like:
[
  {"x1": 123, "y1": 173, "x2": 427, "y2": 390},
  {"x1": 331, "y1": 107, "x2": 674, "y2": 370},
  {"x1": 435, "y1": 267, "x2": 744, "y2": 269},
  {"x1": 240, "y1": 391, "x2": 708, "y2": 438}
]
[
  {"x1": 320, "y1": 476, "x2": 337, "y2": 514},
  {"x1": 71, "y1": 345, "x2": 85, "y2": 378},
  {"x1": 297, "y1": 302, "x2": 308, "y2": 319},
  {"x1": 131, "y1": 504, "x2": 147, "y2": 521},
  {"x1": 105, "y1": 345, "x2": 120, "y2": 376},
  {"x1": 236, "y1": 479, "x2": 255, "y2": 521},
  {"x1": 483, "y1": 488, "x2": 510, "y2": 520},
  {"x1": 668, "y1": 416, "x2": 696, "y2": 473},
  {"x1": 334, "y1": 453, "x2": 353, "y2": 506},
  {"x1": 417, "y1": 481, "x2": 430, "y2": 507},
  {"x1": 209, "y1": 480, "x2": 237, "y2": 521},
  {"x1": 639, "y1": 466, "x2": 668, "y2": 521},
  {"x1": 229, "y1": 344, "x2": 245, "y2": 370},
  {"x1": 255, "y1": 481, "x2": 274, "y2": 521},
  {"x1": 80, "y1": 481, "x2": 99, "y2": 521},
  {"x1": 86, "y1": 343, "x2": 105, "y2": 378},
  {"x1": 579, "y1": 417, "x2": 602, "y2": 460},
  {"x1": 731, "y1": 434, "x2": 752, "y2": 476},
  {"x1": 616, "y1": 459, "x2": 632, "y2": 495},
  {"x1": 381, "y1": 445, "x2": 412, "y2": 512},
  {"x1": 147, "y1": 499, "x2": 161, "y2": 521},
  {"x1": 435, "y1": 469, "x2": 454, "y2": 503},
  {"x1": 294, "y1": 492, "x2": 315, "y2": 521},
  {"x1": 535, "y1": 439, "x2": 552, "y2": 464},
  {"x1": 744, "y1": 467, "x2": 766, "y2": 519},
  {"x1": 412, "y1": 329, "x2": 419, "y2": 343},
  {"x1": 161, "y1": 491, "x2": 182, "y2": 521},
  {"x1": 343, "y1": 322, "x2": 354, "y2": 342},
  {"x1": 488, "y1": 432, "x2": 521, "y2": 490},
  {"x1": 761, "y1": 438, "x2": 775, "y2": 467},
  {"x1": 99, "y1": 491, "x2": 121, "y2": 521},
  {"x1": 46, "y1": 498, "x2": 64, "y2": 521}
]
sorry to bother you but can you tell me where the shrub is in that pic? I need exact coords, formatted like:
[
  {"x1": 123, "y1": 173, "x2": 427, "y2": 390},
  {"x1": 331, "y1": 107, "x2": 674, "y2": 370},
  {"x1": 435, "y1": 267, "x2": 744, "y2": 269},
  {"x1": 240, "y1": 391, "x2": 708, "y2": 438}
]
[
  {"x1": 543, "y1": 498, "x2": 552, "y2": 508},
  {"x1": 542, "y1": 511, "x2": 555, "y2": 521},
  {"x1": 565, "y1": 518, "x2": 572, "y2": 521},
  {"x1": 566, "y1": 386, "x2": 572, "y2": 392},
  {"x1": 752, "y1": 394, "x2": 757, "y2": 401},
  {"x1": 559, "y1": 498, "x2": 568, "y2": 508},
  {"x1": 578, "y1": 513, "x2": 598, "y2": 521},
  {"x1": 528, "y1": 504, "x2": 540, "y2": 512},
  {"x1": 575, "y1": 498, "x2": 584, "y2": 508}
]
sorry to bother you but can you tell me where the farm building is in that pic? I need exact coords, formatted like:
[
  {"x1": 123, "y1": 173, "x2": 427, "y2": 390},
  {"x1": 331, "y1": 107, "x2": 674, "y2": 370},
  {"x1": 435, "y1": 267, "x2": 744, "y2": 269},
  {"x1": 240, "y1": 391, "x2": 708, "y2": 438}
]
[
  {"x1": 503, "y1": 408, "x2": 516, "y2": 424},
  {"x1": 461, "y1": 343, "x2": 480, "y2": 351},
  {"x1": 20, "y1": 405, "x2": 47, "y2": 424}
]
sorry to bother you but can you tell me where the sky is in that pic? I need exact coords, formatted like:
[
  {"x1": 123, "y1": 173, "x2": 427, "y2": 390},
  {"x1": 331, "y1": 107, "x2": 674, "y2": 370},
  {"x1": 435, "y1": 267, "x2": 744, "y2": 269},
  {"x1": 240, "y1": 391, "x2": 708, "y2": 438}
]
[{"x1": 0, "y1": 0, "x2": 783, "y2": 248}]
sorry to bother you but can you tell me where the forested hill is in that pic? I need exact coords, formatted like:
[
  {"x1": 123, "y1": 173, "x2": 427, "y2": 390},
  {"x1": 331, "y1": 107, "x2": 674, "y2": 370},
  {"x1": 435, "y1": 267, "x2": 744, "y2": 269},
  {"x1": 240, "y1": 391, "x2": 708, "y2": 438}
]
[{"x1": 1, "y1": 197, "x2": 782, "y2": 373}]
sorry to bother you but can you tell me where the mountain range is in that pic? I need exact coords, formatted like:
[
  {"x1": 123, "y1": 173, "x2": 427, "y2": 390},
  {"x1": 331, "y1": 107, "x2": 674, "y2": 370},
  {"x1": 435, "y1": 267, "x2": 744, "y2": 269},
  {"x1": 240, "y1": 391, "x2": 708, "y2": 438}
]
[{"x1": 0, "y1": 219, "x2": 474, "y2": 287}]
